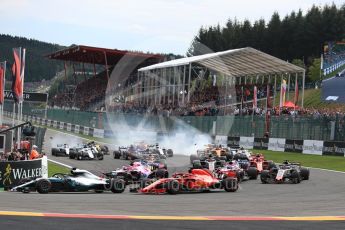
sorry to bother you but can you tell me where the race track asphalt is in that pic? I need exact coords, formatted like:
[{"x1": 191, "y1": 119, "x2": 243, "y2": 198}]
[
  {"x1": 1, "y1": 128, "x2": 344, "y2": 217},
  {"x1": 2, "y1": 127, "x2": 345, "y2": 229},
  {"x1": 322, "y1": 74, "x2": 345, "y2": 102},
  {"x1": 1, "y1": 216, "x2": 345, "y2": 230}
]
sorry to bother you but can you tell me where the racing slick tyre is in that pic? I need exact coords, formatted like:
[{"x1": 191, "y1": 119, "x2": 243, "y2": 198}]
[
  {"x1": 300, "y1": 167, "x2": 310, "y2": 180},
  {"x1": 166, "y1": 180, "x2": 180, "y2": 195},
  {"x1": 267, "y1": 161, "x2": 276, "y2": 170},
  {"x1": 192, "y1": 160, "x2": 202, "y2": 169},
  {"x1": 111, "y1": 179, "x2": 126, "y2": 193},
  {"x1": 247, "y1": 167, "x2": 258, "y2": 180},
  {"x1": 51, "y1": 149, "x2": 57, "y2": 156},
  {"x1": 236, "y1": 171, "x2": 244, "y2": 183},
  {"x1": 225, "y1": 152, "x2": 233, "y2": 161},
  {"x1": 223, "y1": 177, "x2": 238, "y2": 192},
  {"x1": 113, "y1": 151, "x2": 121, "y2": 159},
  {"x1": 190, "y1": 154, "x2": 199, "y2": 164},
  {"x1": 167, "y1": 149, "x2": 173, "y2": 157},
  {"x1": 140, "y1": 179, "x2": 151, "y2": 189},
  {"x1": 97, "y1": 154, "x2": 104, "y2": 160},
  {"x1": 260, "y1": 170, "x2": 269, "y2": 184},
  {"x1": 155, "y1": 169, "x2": 169, "y2": 179},
  {"x1": 291, "y1": 170, "x2": 301, "y2": 184},
  {"x1": 101, "y1": 146, "x2": 109, "y2": 155},
  {"x1": 36, "y1": 179, "x2": 51, "y2": 194}
]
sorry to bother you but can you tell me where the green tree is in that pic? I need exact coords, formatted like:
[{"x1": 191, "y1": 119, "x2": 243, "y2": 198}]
[{"x1": 308, "y1": 58, "x2": 321, "y2": 82}]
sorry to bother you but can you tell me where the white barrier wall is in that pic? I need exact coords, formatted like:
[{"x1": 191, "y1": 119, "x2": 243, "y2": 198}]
[
  {"x1": 268, "y1": 138, "x2": 286, "y2": 152},
  {"x1": 303, "y1": 140, "x2": 324, "y2": 155},
  {"x1": 239, "y1": 136, "x2": 254, "y2": 149}
]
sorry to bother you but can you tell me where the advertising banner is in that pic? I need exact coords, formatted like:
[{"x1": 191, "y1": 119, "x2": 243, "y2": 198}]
[
  {"x1": 268, "y1": 138, "x2": 286, "y2": 152},
  {"x1": 253, "y1": 137, "x2": 269, "y2": 150},
  {"x1": 302, "y1": 140, "x2": 323, "y2": 155},
  {"x1": 0, "y1": 156, "x2": 48, "y2": 188},
  {"x1": 284, "y1": 139, "x2": 304, "y2": 153}
]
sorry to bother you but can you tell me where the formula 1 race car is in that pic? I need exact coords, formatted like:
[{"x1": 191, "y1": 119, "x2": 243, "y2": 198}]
[
  {"x1": 51, "y1": 144, "x2": 78, "y2": 157},
  {"x1": 135, "y1": 168, "x2": 238, "y2": 194},
  {"x1": 69, "y1": 143, "x2": 104, "y2": 160},
  {"x1": 11, "y1": 168, "x2": 125, "y2": 194},
  {"x1": 249, "y1": 153, "x2": 275, "y2": 173},
  {"x1": 232, "y1": 152, "x2": 258, "y2": 179},
  {"x1": 105, "y1": 159, "x2": 168, "y2": 185},
  {"x1": 216, "y1": 160, "x2": 256, "y2": 182},
  {"x1": 260, "y1": 160, "x2": 310, "y2": 184},
  {"x1": 189, "y1": 144, "x2": 232, "y2": 165},
  {"x1": 113, "y1": 143, "x2": 171, "y2": 160}
]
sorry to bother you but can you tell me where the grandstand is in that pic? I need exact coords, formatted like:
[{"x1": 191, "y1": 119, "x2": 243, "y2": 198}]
[{"x1": 47, "y1": 45, "x2": 163, "y2": 111}]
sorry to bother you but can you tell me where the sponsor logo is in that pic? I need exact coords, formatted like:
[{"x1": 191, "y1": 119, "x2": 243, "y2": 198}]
[{"x1": 12, "y1": 168, "x2": 42, "y2": 180}]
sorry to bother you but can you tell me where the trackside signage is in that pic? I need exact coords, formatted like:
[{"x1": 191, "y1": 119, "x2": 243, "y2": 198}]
[
  {"x1": 4, "y1": 90, "x2": 48, "y2": 102},
  {"x1": 0, "y1": 157, "x2": 48, "y2": 188},
  {"x1": 268, "y1": 138, "x2": 286, "y2": 152},
  {"x1": 239, "y1": 136, "x2": 254, "y2": 149},
  {"x1": 302, "y1": 140, "x2": 323, "y2": 155}
]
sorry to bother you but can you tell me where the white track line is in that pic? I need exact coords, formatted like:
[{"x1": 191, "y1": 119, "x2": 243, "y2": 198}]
[
  {"x1": 308, "y1": 167, "x2": 345, "y2": 174},
  {"x1": 322, "y1": 76, "x2": 335, "y2": 82}
]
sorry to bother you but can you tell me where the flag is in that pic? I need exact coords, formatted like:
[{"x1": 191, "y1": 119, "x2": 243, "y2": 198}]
[
  {"x1": 11, "y1": 47, "x2": 25, "y2": 103},
  {"x1": 0, "y1": 62, "x2": 5, "y2": 104},
  {"x1": 253, "y1": 86, "x2": 257, "y2": 109},
  {"x1": 279, "y1": 79, "x2": 287, "y2": 108},
  {"x1": 212, "y1": 74, "x2": 217, "y2": 86},
  {"x1": 294, "y1": 77, "x2": 299, "y2": 106},
  {"x1": 266, "y1": 84, "x2": 271, "y2": 109},
  {"x1": 240, "y1": 86, "x2": 244, "y2": 115}
]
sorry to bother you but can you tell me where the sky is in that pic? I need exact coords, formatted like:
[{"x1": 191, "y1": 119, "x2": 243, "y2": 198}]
[{"x1": 0, "y1": 0, "x2": 343, "y2": 55}]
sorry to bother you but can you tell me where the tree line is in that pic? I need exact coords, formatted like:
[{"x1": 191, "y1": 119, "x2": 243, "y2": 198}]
[
  {"x1": 188, "y1": 4, "x2": 345, "y2": 82},
  {"x1": 0, "y1": 34, "x2": 65, "y2": 82}
]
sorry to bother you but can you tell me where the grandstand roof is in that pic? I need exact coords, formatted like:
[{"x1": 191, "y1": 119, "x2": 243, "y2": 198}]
[
  {"x1": 138, "y1": 47, "x2": 305, "y2": 76},
  {"x1": 47, "y1": 45, "x2": 163, "y2": 65}
]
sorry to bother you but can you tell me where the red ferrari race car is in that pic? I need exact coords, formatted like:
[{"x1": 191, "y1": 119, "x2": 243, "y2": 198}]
[
  {"x1": 249, "y1": 153, "x2": 275, "y2": 173},
  {"x1": 135, "y1": 168, "x2": 238, "y2": 194}
]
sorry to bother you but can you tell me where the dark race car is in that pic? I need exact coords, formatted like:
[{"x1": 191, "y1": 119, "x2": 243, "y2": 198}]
[
  {"x1": 216, "y1": 160, "x2": 252, "y2": 183},
  {"x1": 69, "y1": 143, "x2": 104, "y2": 160},
  {"x1": 11, "y1": 168, "x2": 125, "y2": 194},
  {"x1": 260, "y1": 160, "x2": 310, "y2": 184},
  {"x1": 190, "y1": 144, "x2": 233, "y2": 164},
  {"x1": 232, "y1": 152, "x2": 258, "y2": 180},
  {"x1": 51, "y1": 144, "x2": 69, "y2": 157},
  {"x1": 113, "y1": 143, "x2": 172, "y2": 160},
  {"x1": 134, "y1": 168, "x2": 238, "y2": 194},
  {"x1": 104, "y1": 159, "x2": 168, "y2": 185}
]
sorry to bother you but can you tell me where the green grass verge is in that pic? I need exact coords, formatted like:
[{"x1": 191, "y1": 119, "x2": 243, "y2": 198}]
[
  {"x1": 258, "y1": 149, "x2": 345, "y2": 172},
  {"x1": 274, "y1": 88, "x2": 345, "y2": 111},
  {"x1": 48, "y1": 161, "x2": 71, "y2": 177}
]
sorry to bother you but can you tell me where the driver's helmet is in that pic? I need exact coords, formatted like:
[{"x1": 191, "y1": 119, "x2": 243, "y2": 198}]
[
  {"x1": 240, "y1": 147, "x2": 244, "y2": 150},
  {"x1": 256, "y1": 154, "x2": 261, "y2": 157},
  {"x1": 132, "y1": 162, "x2": 141, "y2": 167},
  {"x1": 283, "y1": 160, "x2": 290, "y2": 164}
]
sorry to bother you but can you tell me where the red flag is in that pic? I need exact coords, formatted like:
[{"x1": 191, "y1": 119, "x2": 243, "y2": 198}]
[
  {"x1": 266, "y1": 84, "x2": 271, "y2": 108},
  {"x1": 253, "y1": 86, "x2": 257, "y2": 109},
  {"x1": 12, "y1": 48, "x2": 24, "y2": 103},
  {"x1": 0, "y1": 62, "x2": 5, "y2": 104},
  {"x1": 294, "y1": 77, "x2": 299, "y2": 106}
]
